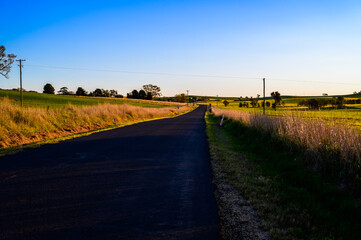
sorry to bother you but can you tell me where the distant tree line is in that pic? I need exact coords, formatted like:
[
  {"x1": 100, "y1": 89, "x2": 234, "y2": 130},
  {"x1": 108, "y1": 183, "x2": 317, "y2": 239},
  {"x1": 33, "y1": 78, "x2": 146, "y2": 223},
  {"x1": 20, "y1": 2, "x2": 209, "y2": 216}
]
[
  {"x1": 297, "y1": 97, "x2": 361, "y2": 109},
  {"x1": 127, "y1": 84, "x2": 161, "y2": 100},
  {"x1": 236, "y1": 91, "x2": 283, "y2": 111},
  {"x1": 42, "y1": 83, "x2": 123, "y2": 98}
]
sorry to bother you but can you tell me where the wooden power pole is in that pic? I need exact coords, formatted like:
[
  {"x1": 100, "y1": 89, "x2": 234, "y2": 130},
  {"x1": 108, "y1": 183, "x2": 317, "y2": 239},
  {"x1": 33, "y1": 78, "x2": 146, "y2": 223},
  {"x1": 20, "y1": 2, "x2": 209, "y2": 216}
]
[
  {"x1": 263, "y1": 78, "x2": 266, "y2": 115},
  {"x1": 16, "y1": 59, "x2": 26, "y2": 107}
]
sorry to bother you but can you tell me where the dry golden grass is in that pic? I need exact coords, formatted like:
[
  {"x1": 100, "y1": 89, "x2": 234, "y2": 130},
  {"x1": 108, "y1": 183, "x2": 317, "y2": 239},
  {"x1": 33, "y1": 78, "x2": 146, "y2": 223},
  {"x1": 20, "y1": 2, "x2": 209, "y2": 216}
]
[
  {"x1": 0, "y1": 99, "x2": 191, "y2": 148},
  {"x1": 212, "y1": 107, "x2": 361, "y2": 184}
]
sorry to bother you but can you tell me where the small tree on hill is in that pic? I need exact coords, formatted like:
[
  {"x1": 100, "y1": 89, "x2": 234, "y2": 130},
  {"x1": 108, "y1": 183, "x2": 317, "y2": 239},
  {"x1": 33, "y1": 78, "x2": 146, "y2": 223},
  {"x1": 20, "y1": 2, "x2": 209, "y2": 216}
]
[
  {"x1": 146, "y1": 92, "x2": 152, "y2": 100},
  {"x1": 43, "y1": 83, "x2": 55, "y2": 94},
  {"x1": 110, "y1": 89, "x2": 118, "y2": 97},
  {"x1": 271, "y1": 91, "x2": 282, "y2": 110},
  {"x1": 76, "y1": 87, "x2": 87, "y2": 96},
  {"x1": 58, "y1": 87, "x2": 69, "y2": 95},
  {"x1": 142, "y1": 84, "x2": 161, "y2": 99},
  {"x1": 223, "y1": 100, "x2": 229, "y2": 107},
  {"x1": 131, "y1": 89, "x2": 139, "y2": 99},
  {"x1": 139, "y1": 89, "x2": 146, "y2": 99},
  {"x1": 93, "y1": 88, "x2": 103, "y2": 97}
]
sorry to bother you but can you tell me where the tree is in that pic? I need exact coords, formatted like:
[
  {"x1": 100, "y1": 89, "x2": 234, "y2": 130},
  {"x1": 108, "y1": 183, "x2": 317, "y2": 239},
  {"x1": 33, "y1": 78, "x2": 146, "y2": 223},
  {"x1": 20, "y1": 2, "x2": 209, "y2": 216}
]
[
  {"x1": 175, "y1": 93, "x2": 187, "y2": 103},
  {"x1": 109, "y1": 89, "x2": 118, "y2": 97},
  {"x1": 93, "y1": 88, "x2": 103, "y2": 97},
  {"x1": 239, "y1": 102, "x2": 243, "y2": 107},
  {"x1": 250, "y1": 97, "x2": 259, "y2": 108},
  {"x1": 58, "y1": 87, "x2": 69, "y2": 95},
  {"x1": 336, "y1": 96, "x2": 345, "y2": 109},
  {"x1": 142, "y1": 84, "x2": 161, "y2": 99},
  {"x1": 43, "y1": 83, "x2": 55, "y2": 94},
  {"x1": 0, "y1": 46, "x2": 16, "y2": 79},
  {"x1": 76, "y1": 87, "x2": 87, "y2": 96},
  {"x1": 146, "y1": 92, "x2": 152, "y2": 100},
  {"x1": 270, "y1": 91, "x2": 282, "y2": 110},
  {"x1": 103, "y1": 89, "x2": 110, "y2": 97},
  {"x1": 131, "y1": 89, "x2": 139, "y2": 99},
  {"x1": 139, "y1": 89, "x2": 146, "y2": 99},
  {"x1": 223, "y1": 100, "x2": 229, "y2": 107}
]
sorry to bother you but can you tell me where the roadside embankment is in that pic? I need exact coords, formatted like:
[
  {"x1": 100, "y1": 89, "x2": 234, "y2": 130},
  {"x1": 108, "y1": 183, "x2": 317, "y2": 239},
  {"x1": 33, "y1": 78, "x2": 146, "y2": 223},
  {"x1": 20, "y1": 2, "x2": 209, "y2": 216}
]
[
  {"x1": 212, "y1": 107, "x2": 361, "y2": 188},
  {"x1": 206, "y1": 110, "x2": 361, "y2": 239},
  {"x1": 0, "y1": 100, "x2": 192, "y2": 149}
]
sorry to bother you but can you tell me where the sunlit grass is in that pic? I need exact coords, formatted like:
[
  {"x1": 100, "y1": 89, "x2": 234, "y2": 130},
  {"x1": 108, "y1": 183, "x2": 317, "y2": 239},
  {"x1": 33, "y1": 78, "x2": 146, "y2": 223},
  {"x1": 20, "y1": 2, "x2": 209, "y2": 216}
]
[
  {"x1": 212, "y1": 107, "x2": 361, "y2": 185},
  {"x1": 0, "y1": 99, "x2": 191, "y2": 148}
]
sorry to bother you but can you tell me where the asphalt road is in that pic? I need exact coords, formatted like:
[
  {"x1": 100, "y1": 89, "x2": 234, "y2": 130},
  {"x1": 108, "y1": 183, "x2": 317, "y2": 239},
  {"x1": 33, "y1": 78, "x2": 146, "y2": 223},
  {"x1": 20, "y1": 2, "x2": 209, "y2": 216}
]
[{"x1": 0, "y1": 105, "x2": 220, "y2": 240}]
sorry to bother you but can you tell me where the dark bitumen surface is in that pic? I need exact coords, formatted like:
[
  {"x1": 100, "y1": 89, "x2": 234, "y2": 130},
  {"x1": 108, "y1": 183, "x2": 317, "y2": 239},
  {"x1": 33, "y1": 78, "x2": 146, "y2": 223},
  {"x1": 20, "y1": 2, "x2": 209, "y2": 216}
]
[{"x1": 0, "y1": 106, "x2": 220, "y2": 240}]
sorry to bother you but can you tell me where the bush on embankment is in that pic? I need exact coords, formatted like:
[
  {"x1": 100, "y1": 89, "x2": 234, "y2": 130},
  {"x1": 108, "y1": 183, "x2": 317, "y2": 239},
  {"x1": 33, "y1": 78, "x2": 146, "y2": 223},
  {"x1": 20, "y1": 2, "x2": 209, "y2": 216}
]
[
  {"x1": 0, "y1": 100, "x2": 190, "y2": 148},
  {"x1": 212, "y1": 108, "x2": 361, "y2": 189}
]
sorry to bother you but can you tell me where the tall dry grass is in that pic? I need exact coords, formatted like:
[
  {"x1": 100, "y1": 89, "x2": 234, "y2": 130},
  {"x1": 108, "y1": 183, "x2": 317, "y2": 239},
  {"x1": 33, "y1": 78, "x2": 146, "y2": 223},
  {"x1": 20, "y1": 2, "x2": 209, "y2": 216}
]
[
  {"x1": 212, "y1": 107, "x2": 361, "y2": 185},
  {"x1": 0, "y1": 100, "x2": 190, "y2": 148}
]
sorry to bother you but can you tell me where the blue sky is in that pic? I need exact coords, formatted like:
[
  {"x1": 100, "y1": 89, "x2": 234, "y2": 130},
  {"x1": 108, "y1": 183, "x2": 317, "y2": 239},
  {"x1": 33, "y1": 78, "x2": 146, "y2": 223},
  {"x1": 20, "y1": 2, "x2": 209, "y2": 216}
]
[{"x1": 2, "y1": 0, "x2": 361, "y2": 97}]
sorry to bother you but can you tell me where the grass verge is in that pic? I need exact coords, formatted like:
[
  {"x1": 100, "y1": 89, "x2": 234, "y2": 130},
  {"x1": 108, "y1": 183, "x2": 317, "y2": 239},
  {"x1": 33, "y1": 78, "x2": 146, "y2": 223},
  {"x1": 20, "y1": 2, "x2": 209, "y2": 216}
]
[
  {"x1": 0, "y1": 103, "x2": 195, "y2": 155},
  {"x1": 206, "y1": 113, "x2": 361, "y2": 240}
]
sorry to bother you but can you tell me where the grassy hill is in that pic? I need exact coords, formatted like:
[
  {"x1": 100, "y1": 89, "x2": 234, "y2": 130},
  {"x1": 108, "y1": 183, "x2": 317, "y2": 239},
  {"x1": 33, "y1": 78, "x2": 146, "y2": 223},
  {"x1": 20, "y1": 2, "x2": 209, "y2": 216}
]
[{"x1": 0, "y1": 89, "x2": 178, "y2": 108}]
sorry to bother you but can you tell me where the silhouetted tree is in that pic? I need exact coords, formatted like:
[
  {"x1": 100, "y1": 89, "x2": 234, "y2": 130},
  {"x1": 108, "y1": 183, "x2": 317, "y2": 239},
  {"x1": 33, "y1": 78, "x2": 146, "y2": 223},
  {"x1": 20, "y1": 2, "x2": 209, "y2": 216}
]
[
  {"x1": 0, "y1": 46, "x2": 16, "y2": 79},
  {"x1": 93, "y1": 88, "x2": 103, "y2": 97},
  {"x1": 103, "y1": 89, "x2": 110, "y2": 97},
  {"x1": 142, "y1": 84, "x2": 161, "y2": 99},
  {"x1": 109, "y1": 89, "x2": 118, "y2": 97},
  {"x1": 239, "y1": 102, "x2": 243, "y2": 107},
  {"x1": 76, "y1": 87, "x2": 87, "y2": 96},
  {"x1": 43, "y1": 83, "x2": 55, "y2": 94},
  {"x1": 58, "y1": 87, "x2": 69, "y2": 95},
  {"x1": 271, "y1": 91, "x2": 282, "y2": 111},
  {"x1": 131, "y1": 89, "x2": 139, "y2": 99},
  {"x1": 139, "y1": 89, "x2": 146, "y2": 99},
  {"x1": 223, "y1": 100, "x2": 229, "y2": 107},
  {"x1": 250, "y1": 97, "x2": 259, "y2": 108},
  {"x1": 146, "y1": 92, "x2": 152, "y2": 100}
]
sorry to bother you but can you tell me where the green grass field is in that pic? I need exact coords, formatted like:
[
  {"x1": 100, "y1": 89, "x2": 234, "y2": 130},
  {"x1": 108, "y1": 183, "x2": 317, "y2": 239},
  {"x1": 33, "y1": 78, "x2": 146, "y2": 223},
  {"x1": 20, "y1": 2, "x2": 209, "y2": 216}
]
[
  {"x1": 205, "y1": 97, "x2": 361, "y2": 129},
  {"x1": 0, "y1": 89, "x2": 178, "y2": 108}
]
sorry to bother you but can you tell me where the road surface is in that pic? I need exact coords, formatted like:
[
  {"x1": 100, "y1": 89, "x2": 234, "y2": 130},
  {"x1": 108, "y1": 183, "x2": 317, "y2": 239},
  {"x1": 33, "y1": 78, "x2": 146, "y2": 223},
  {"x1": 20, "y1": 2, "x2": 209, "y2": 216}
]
[{"x1": 0, "y1": 106, "x2": 220, "y2": 240}]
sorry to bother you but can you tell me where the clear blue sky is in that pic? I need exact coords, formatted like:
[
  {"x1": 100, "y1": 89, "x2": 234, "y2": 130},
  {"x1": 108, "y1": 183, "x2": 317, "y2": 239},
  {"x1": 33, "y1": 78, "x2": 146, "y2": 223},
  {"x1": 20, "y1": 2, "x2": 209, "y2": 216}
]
[{"x1": 2, "y1": 0, "x2": 361, "y2": 97}]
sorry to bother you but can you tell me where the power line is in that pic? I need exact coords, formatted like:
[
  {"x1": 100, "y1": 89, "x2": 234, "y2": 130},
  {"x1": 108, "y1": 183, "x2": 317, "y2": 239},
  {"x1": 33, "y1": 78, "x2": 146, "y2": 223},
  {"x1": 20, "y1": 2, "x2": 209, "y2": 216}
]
[
  {"x1": 268, "y1": 78, "x2": 360, "y2": 86},
  {"x1": 25, "y1": 62, "x2": 260, "y2": 80},
  {"x1": 25, "y1": 61, "x2": 360, "y2": 86}
]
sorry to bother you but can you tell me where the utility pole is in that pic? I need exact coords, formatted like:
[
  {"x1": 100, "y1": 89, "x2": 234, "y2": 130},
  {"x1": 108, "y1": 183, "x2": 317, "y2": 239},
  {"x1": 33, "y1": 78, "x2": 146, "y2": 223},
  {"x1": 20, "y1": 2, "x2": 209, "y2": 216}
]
[
  {"x1": 186, "y1": 90, "x2": 189, "y2": 105},
  {"x1": 263, "y1": 78, "x2": 266, "y2": 115},
  {"x1": 16, "y1": 59, "x2": 26, "y2": 107}
]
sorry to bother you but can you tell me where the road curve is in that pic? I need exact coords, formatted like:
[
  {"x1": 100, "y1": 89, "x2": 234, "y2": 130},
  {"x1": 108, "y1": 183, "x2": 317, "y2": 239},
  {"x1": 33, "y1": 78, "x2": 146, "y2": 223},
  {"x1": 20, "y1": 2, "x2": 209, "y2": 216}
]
[{"x1": 0, "y1": 105, "x2": 220, "y2": 240}]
